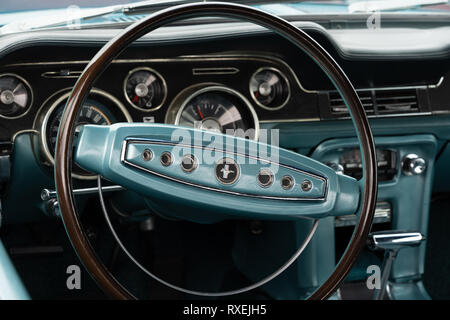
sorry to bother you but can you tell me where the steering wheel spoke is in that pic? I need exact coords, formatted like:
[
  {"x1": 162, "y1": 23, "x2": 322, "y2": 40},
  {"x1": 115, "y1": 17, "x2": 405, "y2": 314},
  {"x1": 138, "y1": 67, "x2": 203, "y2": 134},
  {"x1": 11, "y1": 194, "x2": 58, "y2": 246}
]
[{"x1": 74, "y1": 123, "x2": 360, "y2": 221}]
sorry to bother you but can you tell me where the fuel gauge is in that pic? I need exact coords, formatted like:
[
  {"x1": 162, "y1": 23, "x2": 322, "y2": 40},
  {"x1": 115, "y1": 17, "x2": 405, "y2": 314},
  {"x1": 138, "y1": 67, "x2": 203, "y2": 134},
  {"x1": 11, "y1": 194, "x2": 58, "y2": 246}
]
[
  {"x1": 0, "y1": 73, "x2": 33, "y2": 119},
  {"x1": 124, "y1": 67, "x2": 167, "y2": 112}
]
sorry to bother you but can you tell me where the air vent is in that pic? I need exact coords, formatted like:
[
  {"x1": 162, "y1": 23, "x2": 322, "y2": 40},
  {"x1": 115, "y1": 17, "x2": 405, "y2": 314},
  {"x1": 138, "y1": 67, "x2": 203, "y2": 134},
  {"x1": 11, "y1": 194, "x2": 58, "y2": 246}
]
[
  {"x1": 375, "y1": 89, "x2": 418, "y2": 114},
  {"x1": 329, "y1": 91, "x2": 374, "y2": 114},
  {"x1": 329, "y1": 88, "x2": 419, "y2": 117}
]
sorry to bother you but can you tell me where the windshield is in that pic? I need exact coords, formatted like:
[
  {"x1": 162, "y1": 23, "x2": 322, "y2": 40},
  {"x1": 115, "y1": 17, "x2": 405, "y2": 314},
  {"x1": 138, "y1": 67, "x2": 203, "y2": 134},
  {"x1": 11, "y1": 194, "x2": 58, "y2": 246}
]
[
  {"x1": 1, "y1": 0, "x2": 449, "y2": 13},
  {"x1": 0, "y1": 1, "x2": 132, "y2": 12},
  {"x1": 0, "y1": 0, "x2": 449, "y2": 35}
]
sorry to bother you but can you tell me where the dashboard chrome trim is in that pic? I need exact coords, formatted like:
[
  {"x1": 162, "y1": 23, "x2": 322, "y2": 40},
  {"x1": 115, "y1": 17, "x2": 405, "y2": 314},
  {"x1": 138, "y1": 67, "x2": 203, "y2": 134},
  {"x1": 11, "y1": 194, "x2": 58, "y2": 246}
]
[
  {"x1": 192, "y1": 67, "x2": 239, "y2": 75},
  {"x1": 3, "y1": 55, "x2": 445, "y2": 125},
  {"x1": 120, "y1": 138, "x2": 328, "y2": 201},
  {"x1": 322, "y1": 76, "x2": 445, "y2": 94},
  {"x1": 3, "y1": 53, "x2": 318, "y2": 94}
]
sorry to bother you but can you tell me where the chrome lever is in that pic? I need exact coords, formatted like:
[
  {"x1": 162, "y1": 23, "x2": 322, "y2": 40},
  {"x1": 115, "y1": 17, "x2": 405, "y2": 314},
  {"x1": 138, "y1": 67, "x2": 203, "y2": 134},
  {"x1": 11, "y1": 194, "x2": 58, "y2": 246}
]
[
  {"x1": 41, "y1": 185, "x2": 125, "y2": 201},
  {"x1": 367, "y1": 230, "x2": 425, "y2": 300}
]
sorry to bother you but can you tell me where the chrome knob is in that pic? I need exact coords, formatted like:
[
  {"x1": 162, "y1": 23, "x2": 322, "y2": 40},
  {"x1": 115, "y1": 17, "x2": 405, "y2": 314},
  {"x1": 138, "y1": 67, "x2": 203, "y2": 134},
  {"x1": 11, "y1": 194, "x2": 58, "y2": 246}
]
[
  {"x1": 327, "y1": 162, "x2": 344, "y2": 174},
  {"x1": 402, "y1": 154, "x2": 426, "y2": 176}
]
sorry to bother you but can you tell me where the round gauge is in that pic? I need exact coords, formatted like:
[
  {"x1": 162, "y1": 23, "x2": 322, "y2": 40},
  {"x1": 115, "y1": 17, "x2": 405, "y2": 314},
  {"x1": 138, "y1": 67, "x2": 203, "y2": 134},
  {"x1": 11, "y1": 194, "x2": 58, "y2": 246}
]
[
  {"x1": 124, "y1": 67, "x2": 167, "y2": 112},
  {"x1": 0, "y1": 73, "x2": 33, "y2": 119},
  {"x1": 175, "y1": 86, "x2": 259, "y2": 140},
  {"x1": 250, "y1": 67, "x2": 290, "y2": 110},
  {"x1": 46, "y1": 101, "x2": 112, "y2": 157},
  {"x1": 39, "y1": 89, "x2": 132, "y2": 180}
]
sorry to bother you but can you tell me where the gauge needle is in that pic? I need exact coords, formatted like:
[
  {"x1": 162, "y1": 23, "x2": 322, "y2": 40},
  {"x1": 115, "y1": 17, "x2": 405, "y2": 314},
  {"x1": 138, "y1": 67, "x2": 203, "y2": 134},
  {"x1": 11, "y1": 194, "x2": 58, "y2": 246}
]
[
  {"x1": 132, "y1": 95, "x2": 139, "y2": 103},
  {"x1": 197, "y1": 106, "x2": 204, "y2": 120}
]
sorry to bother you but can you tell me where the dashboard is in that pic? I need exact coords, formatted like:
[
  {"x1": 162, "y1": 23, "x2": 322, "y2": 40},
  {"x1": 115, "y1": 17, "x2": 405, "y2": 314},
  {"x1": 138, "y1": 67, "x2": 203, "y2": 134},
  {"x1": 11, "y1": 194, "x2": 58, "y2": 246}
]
[
  {"x1": 0, "y1": 16, "x2": 449, "y2": 300},
  {"x1": 0, "y1": 53, "x2": 307, "y2": 180},
  {"x1": 0, "y1": 21, "x2": 448, "y2": 184}
]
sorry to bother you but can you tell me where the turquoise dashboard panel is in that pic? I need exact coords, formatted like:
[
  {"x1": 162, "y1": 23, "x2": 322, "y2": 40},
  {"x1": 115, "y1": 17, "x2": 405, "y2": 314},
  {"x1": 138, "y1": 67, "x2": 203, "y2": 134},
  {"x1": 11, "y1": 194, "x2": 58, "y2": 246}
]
[
  {"x1": 0, "y1": 240, "x2": 29, "y2": 300},
  {"x1": 311, "y1": 134, "x2": 437, "y2": 282}
]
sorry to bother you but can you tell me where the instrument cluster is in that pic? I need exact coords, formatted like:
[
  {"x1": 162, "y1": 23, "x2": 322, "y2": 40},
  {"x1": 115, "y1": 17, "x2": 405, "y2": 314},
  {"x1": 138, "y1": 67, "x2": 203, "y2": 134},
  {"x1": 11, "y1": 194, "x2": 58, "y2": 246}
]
[{"x1": 0, "y1": 56, "x2": 296, "y2": 180}]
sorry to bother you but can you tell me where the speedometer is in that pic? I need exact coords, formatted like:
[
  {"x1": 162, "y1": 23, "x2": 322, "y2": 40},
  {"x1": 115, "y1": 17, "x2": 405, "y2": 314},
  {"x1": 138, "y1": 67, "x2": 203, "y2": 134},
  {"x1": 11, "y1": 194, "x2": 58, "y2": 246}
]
[
  {"x1": 37, "y1": 88, "x2": 132, "y2": 180},
  {"x1": 46, "y1": 102, "x2": 112, "y2": 156},
  {"x1": 174, "y1": 86, "x2": 259, "y2": 140}
]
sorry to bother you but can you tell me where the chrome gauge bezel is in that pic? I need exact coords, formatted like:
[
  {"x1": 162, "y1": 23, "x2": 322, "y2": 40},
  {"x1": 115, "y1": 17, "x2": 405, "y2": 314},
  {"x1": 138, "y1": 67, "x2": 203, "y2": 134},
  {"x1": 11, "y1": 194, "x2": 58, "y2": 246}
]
[
  {"x1": 174, "y1": 85, "x2": 260, "y2": 141},
  {"x1": 39, "y1": 88, "x2": 133, "y2": 180},
  {"x1": 249, "y1": 67, "x2": 291, "y2": 111},
  {"x1": 123, "y1": 67, "x2": 168, "y2": 112},
  {"x1": 0, "y1": 73, "x2": 34, "y2": 119}
]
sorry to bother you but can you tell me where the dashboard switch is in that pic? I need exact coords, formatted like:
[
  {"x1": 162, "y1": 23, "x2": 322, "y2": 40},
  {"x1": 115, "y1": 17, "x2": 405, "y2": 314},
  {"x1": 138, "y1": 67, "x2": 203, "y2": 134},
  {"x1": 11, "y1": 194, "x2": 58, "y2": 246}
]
[
  {"x1": 301, "y1": 179, "x2": 313, "y2": 192},
  {"x1": 142, "y1": 149, "x2": 153, "y2": 161},
  {"x1": 181, "y1": 154, "x2": 197, "y2": 173},
  {"x1": 402, "y1": 154, "x2": 426, "y2": 176},
  {"x1": 160, "y1": 152, "x2": 173, "y2": 167},
  {"x1": 281, "y1": 175, "x2": 294, "y2": 190},
  {"x1": 257, "y1": 169, "x2": 274, "y2": 188}
]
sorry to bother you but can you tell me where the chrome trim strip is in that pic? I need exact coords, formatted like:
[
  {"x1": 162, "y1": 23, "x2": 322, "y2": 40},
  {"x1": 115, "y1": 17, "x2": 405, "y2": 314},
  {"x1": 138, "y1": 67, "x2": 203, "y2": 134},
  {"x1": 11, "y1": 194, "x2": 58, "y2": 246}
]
[
  {"x1": 335, "y1": 201, "x2": 391, "y2": 227},
  {"x1": 322, "y1": 76, "x2": 445, "y2": 93},
  {"x1": 428, "y1": 76, "x2": 444, "y2": 89},
  {"x1": 41, "y1": 70, "x2": 83, "y2": 79},
  {"x1": 259, "y1": 117, "x2": 321, "y2": 124},
  {"x1": 192, "y1": 67, "x2": 239, "y2": 75},
  {"x1": 330, "y1": 111, "x2": 433, "y2": 121},
  {"x1": 120, "y1": 138, "x2": 328, "y2": 201},
  {"x1": 11, "y1": 129, "x2": 39, "y2": 142}
]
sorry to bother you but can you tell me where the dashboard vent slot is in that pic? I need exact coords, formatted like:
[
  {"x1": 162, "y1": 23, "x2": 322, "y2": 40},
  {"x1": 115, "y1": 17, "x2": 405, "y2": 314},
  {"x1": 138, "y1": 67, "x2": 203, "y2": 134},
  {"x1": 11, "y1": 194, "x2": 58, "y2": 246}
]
[
  {"x1": 375, "y1": 89, "x2": 418, "y2": 114},
  {"x1": 329, "y1": 91, "x2": 374, "y2": 114},
  {"x1": 328, "y1": 88, "x2": 419, "y2": 116}
]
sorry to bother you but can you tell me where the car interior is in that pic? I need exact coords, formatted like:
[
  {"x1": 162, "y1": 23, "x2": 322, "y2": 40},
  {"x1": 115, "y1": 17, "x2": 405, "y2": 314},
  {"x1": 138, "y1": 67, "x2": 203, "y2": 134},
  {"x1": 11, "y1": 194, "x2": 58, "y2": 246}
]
[{"x1": 0, "y1": 0, "x2": 449, "y2": 301}]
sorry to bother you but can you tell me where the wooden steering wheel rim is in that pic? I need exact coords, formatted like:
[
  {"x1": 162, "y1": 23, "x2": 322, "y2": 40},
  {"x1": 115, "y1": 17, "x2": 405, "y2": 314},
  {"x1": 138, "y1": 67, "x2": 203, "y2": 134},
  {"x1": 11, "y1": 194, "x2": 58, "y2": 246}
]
[{"x1": 55, "y1": 2, "x2": 377, "y2": 300}]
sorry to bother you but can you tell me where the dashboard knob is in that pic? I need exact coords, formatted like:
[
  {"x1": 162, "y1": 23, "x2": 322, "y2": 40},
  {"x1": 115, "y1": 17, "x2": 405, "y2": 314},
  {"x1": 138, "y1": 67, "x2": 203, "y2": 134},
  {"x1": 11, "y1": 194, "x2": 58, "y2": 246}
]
[
  {"x1": 327, "y1": 162, "x2": 344, "y2": 174},
  {"x1": 402, "y1": 154, "x2": 426, "y2": 176}
]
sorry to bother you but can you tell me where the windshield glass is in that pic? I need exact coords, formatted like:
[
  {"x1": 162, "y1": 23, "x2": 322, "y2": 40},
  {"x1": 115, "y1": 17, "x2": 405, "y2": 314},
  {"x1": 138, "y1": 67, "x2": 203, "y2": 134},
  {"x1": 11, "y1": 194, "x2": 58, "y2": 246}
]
[
  {"x1": 0, "y1": 0, "x2": 449, "y2": 35},
  {"x1": 1, "y1": 0, "x2": 449, "y2": 13},
  {"x1": 0, "y1": 1, "x2": 131, "y2": 12}
]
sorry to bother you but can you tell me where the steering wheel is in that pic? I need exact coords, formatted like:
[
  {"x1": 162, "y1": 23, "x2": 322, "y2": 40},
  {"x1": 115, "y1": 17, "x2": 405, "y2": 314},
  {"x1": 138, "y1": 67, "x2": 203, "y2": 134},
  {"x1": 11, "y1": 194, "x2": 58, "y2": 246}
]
[{"x1": 55, "y1": 2, "x2": 377, "y2": 300}]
